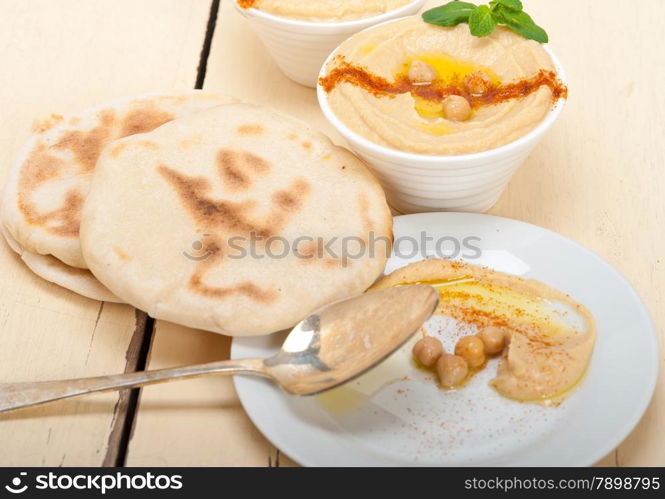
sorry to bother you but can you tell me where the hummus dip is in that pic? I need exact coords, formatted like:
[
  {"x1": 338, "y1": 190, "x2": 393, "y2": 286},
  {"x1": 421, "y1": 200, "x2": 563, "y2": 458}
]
[
  {"x1": 237, "y1": 0, "x2": 413, "y2": 22},
  {"x1": 320, "y1": 17, "x2": 566, "y2": 155},
  {"x1": 370, "y1": 259, "x2": 596, "y2": 404}
]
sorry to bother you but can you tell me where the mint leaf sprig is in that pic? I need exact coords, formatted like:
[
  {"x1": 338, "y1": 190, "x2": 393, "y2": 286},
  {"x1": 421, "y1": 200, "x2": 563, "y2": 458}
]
[{"x1": 422, "y1": 0, "x2": 548, "y2": 43}]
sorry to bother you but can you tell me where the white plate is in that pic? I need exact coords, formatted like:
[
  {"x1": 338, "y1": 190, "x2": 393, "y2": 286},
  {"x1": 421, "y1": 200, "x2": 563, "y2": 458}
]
[{"x1": 232, "y1": 213, "x2": 659, "y2": 466}]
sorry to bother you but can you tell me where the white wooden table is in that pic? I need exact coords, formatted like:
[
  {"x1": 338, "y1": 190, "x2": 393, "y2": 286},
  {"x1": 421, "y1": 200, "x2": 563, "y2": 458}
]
[{"x1": 0, "y1": 0, "x2": 662, "y2": 467}]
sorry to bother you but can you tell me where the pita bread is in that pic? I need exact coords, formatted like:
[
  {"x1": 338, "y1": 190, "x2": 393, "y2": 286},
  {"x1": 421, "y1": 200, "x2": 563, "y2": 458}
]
[
  {"x1": 1, "y1": 219, "x2": 22, "y2": 254},
  {"x1": 1, "y1": 91, "x2": 236, "y2": 269},
  {"x1": 1, "y1": 218, "x2": 122, "y2": 302},
  {"x1": 81, "y1": 103, "x2": 393, "y2": 335}
]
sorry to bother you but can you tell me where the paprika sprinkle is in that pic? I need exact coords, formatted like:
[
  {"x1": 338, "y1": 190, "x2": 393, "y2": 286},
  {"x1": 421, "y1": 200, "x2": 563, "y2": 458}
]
[{"x1": 319, "y1": 56, "x2": 567, "y2": 111}]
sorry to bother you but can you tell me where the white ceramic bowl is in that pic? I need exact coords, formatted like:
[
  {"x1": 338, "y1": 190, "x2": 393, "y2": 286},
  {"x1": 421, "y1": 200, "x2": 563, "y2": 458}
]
[
  {"x1": 232, "y1": 0, "x2": 427, "y2": 87},
  {"x1": 317, "y1": 21, "x2": 567, "y2": 213}
]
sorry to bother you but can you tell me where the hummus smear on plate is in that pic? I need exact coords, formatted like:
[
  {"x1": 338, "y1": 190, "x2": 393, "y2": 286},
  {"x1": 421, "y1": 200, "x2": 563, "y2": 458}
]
[
  {"x1": 237, "y1": 0, "x2": 413, "y2": 22},
  {"x1": 320, "y1": 17, "x2": 567, "y2": 154},
  {"x1": 370, "y1": 259, "x2": 596, "y2": 404}
]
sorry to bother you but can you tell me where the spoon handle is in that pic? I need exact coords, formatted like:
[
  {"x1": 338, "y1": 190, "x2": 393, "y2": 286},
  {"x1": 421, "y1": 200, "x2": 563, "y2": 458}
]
[{"x1": 0, "y1": 358, "x2": 267, "y2": 413}]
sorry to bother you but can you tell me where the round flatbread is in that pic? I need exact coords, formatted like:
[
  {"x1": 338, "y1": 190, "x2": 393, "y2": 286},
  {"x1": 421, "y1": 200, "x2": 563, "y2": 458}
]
[
  {"x1": 1, "y1": 91, "x2": 236, "y2": 269},
  {"x1": 81, "y1": 103, "x2": 393, "y2": 335},
  {"x1": 1, "y1": 219, "x2": 121, "y2": 302},
  {"x1": 21, "y1": 253, "x2": 123, "y2": 303}
]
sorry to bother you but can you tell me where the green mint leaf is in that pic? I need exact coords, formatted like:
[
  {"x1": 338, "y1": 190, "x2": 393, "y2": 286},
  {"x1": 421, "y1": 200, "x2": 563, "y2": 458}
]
[
  {"x1": 494, "y1": 6, "x2": 548, "y2": 42},
  {"x1": 468, "y1": 5, "x2": 498, "y2": 37},
  {"x1": 425, "y1": 1, "x2": 550, "y2": 43},
  {"x1": 490, "y1": 0, "x2": 523, "y2": 11},
  {"x1": 422, "y1": 1, "x2": 477, "y2": 27}
]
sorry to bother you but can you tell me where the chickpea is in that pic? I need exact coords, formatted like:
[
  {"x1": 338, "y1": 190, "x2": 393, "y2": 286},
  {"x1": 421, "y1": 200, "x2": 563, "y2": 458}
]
[
  {"x1": 408, "y1": 60, "x2": 437, "y2": 85},
  {"x1": 442, "y1": 95, "x2": 471, "y2": 121},
  {"x1": 436, "y1": 354, "x2": 469, "y2": 388},
  {"x1": 412, "y1": 336, "x2": 443, "y2": 368},
  {"x1": 454, "y1": 335, "x2": 486, "y2": 368},
  {"x1": 478, "y1": 326, "x2": 508, "y2": 355},
  {"x1": 464, "y1": 70, "x2": 492, "y2": 96}
]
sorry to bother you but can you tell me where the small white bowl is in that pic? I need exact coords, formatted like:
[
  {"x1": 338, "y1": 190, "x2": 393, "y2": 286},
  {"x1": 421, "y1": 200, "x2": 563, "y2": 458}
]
[
  {"x1": 232, "y1": 0, "x2": 427, "y2": 87},
  {"x1": 317, "y1": 22, "x2": 567, "y2": 213}
]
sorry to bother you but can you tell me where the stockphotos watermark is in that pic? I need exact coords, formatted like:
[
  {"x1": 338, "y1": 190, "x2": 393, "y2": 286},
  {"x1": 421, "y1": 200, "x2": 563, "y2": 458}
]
[
  {"x1": 183, "y1": 231, "x2": 483, "y2": 264},
  {"x1": 3, "y1": 470, "x2": 182, "y2": 494}
]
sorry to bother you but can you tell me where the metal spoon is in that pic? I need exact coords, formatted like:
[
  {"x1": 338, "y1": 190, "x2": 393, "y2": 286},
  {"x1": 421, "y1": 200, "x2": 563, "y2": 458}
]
[{"x1": 0, "y1": 284, "x2": 438, "y2": 413}]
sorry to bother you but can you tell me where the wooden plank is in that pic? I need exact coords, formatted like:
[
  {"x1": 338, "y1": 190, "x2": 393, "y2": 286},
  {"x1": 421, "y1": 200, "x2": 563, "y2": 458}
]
[
  {"x1": 0, "y1": 0, "x2": 213, "y2": 466},
  {"x1": 125, "y1": 322, "x2": 273, "y2": 467},
  {"x1": 491, "y1": 0, "x2": 665, "y2": 468},
  {"x1": 127, "y1": 0, "x2": 664, "y2": 466}
]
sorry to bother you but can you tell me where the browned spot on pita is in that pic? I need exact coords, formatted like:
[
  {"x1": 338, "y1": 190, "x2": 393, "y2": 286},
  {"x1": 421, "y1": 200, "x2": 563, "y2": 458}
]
[
  {"x1": 233, "y1": 282, "x2": 278, "y2": 302},
  {"x1": 136, "y1": 140, "x2": 158, "y2": 150},
  {"x1": 19, "y1": 143, "x2": 64, "y2": 189},
  {"x1": 20, "y1": 189, "x2": 83, "y2": 237},
  {"x1": 217, "y1": 150, "x2": 249, "y2": 190},
  {"x1": 17, "y1": 143, "x2": 80, "y2": 236},
  {"x1": 99, "y1": 109, "x2": 116, "y2": 127},
  {"x1": 53, "y1": 111, "x2": 117, "y2": 172},
  {"x1": 114, "y1": 247, "x2": 132, "y2": 261},
  {"x1": 237, "y1": 124, "x2": 264, "y2": 135},
  {"x1": 46, "y1": 190, "x2": 83, "y2": 237},
  {"x1": 120, "y1": 102, "x2": 173, "y2": 136},
  {"x1": 297, "y1": 240, "x2": 317, "y2": 257},
  {"x1": 158, "y1": 164, "x2": 309, "y2": 303},
  {"x1": 110, "y1": 142, "x2": 128, "y2": 159},
  {"x1": 288, "y1": 133, "x2": 297, "y2": 141},
  {"x1": 301, "y1": 141, "x2": 312, "y2": 151},
  {"x1": 32, "y1": 114, "x2": 64, "y2": 134},
  {"x1": 296, "y1": 240, "x2": 347, "y2": 268},
  {"x1": 291, "y1": 177, "x2": 310, "y2": 196},
  {"x1": 267, "y1": 178, "x2": 311, "y2": 231},
  {"x1": 323, "y1": 154, "x2": 332, "y2": 161},
  {"x1": 158, "y1": 164, "x2": 266, "y2": 236},
  {"x1": 180, "y1": 135, "x2": 202, "y2": 149},
  {"x1": 217, "y1": 149, "x2": 271, "y2": 190},
  {"x1": 271, "y1": 178, "x2": 310, "y2": 213},
  {"x1": 111, "y1": 139, "x2": 157, "y2": 160},
  {"x1": 190, "y1": 275, "x2": 278, "y2": 302},
  {"x1": 53, "y1": 127, "x2": 108, "y2": 172},
  {"x1": 188, "y1": 237, "x2": 278, "y2": 303},
  {"x1": 243, "y1": 152, "x2": 270, "y2": 173}
]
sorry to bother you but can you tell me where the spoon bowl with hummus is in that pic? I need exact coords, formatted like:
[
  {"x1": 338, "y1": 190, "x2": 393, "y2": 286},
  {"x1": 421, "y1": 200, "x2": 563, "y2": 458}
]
[{"x1": 318, "y1": 15, "x2": 567, "y2": 213}]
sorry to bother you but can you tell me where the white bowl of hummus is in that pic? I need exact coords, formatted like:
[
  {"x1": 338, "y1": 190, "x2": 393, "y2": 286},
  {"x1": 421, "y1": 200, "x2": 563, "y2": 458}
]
[
  {"x1": 232, "y1": 0, "x2": 427, "y2": 87},
  {"x1": 317, "y1": 16, "x2": 567, "y2": 213}
]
